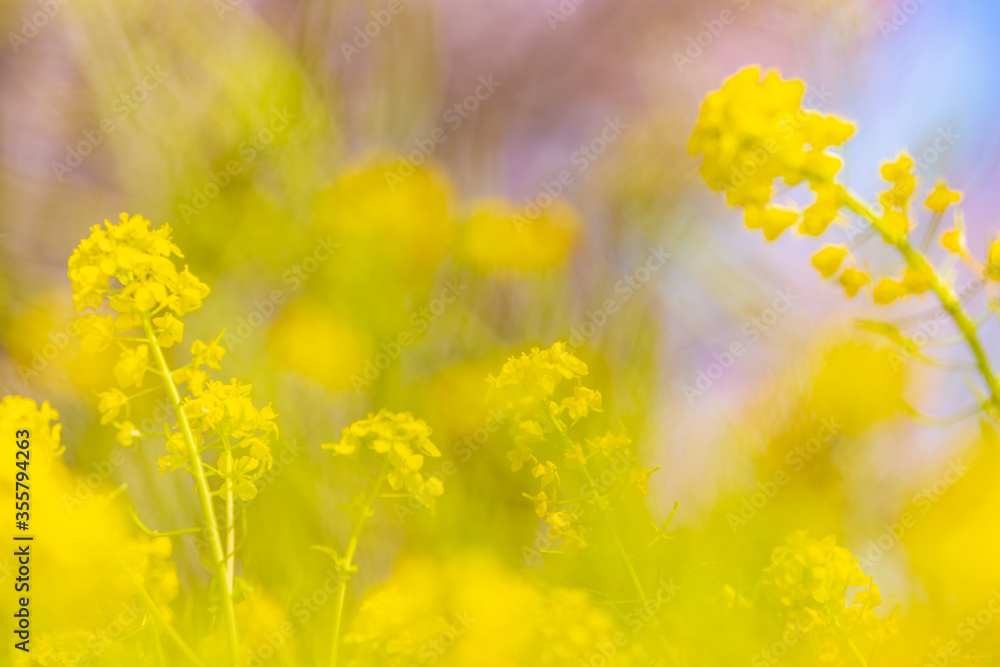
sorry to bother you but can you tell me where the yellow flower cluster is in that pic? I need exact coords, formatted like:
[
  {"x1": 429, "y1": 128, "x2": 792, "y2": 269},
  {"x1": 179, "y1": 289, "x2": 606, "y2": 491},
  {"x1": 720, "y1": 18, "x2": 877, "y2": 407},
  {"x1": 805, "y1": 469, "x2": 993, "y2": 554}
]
[
  {"x1": 68, "y1": 212, "x2": 209, "y2": 316},
  {"x1": 2, "y1": 396, "x2": 180, "y2": 666},
  {"x1": 0, "y1": 395, "x2": 64, "y2": 463},
  {"x1": 688, "y1": 66, "x2": 853, "y2": 241},
  {"x1": 344, "y1": 553, "x2": 641, "y2": 667},
  {"x1": 761, "y1": 532, "x2": 894, "y2": 663},
  {"x1": 690, "y1": 68, "x2": 968, "y2": 304},
  {"x1": 323, "y1": 409, "x2": 444, "y2": 503},
  {"x1": 486, "y1": 342, "x2": 657, "y2": 548},
  {"x1": 70, "y1": 215, "x2": 277, "y2": 495},
  {"x1": 156, "y1": 380, "x2": 278, "y2": 497},
  {"x1": 456, "y1": 198, "x2": 580, "y2": 273}
]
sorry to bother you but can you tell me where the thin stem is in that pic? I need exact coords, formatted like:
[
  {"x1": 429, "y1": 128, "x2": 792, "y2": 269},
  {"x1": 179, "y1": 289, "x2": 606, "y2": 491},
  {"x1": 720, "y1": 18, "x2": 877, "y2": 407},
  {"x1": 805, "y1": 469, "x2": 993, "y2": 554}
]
[
  {"x1": 843, "y1": 191, "x2": 1000, "y2": 414},
  {"x1": 141, "y1": 316, "x2": 239, "y2": 667},
  {"x1": 120, "y1": 556, "x2": 208, "y2": 667},
  {"x1": 578, "y1": 460, "x2": 649, "y2": 605},
  {"x1": 222, "y1": 431, "x2": 236, "y2": 592},
  {"x1": 545, "y1": 409, "x2": 648, "y2": 605},
  {"x1": 330, "y1": 456, "x2": 390, "y2": 667},
  {"x1": 129, "y1": 505, "x2": 203, "y2": 537}
]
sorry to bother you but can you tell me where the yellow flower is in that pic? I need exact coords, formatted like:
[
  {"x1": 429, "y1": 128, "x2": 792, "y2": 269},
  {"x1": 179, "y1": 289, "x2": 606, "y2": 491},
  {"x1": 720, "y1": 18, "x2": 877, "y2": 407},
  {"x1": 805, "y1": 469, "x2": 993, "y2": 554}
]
[
  {"x1": 557, "y1": 385, "x2": 603, "y2": 421},
  {"x1": 315, "y1": 158, "x2": 454, "y2": 281},
  {"x1": 486, "y1": 341, "x2": 589, "y2": 417},
  {"x1": 941, "y1": 227, "x2": 964, "y2": 254},
  {"x1": 901, "y1": 265, "x2": 931, "y2": 295},
  {"x1": 872, "y1": 277, "x2": 906, "y2": 305},
  {"x1": 531, "y1": 460, "x2": 560, "y2": 487},
  {"x1": 113, "y1": 345, "x2": 150, "y2": 388},
  {"x1": 988, "y1": 238, "x2": 1000, "y2": 281},
  {"x1": 879, "y1": 154, "x2": 916, "y2": 208},
  {"x1": 457, "y1": 198, "x2": 580, "y2": 272},
  {"x1": 324, "y1": 410, "x2": 443, "y2": 500},
  {"x1": 71, "y1": 314, "x2": 115, "y2": 354},
  {"x1": 152, "y1": 313, "x2": 184, "y2": 347},
  {"x1": 587, "y1": 431, "x2": 632, "y2": 458},
  {"x1": 0, "y1": 395, "x2": 64, "y2": 462},
  {"x1": 838, "y1": 268, "x2": 869, "y2": 297},
  {"x1": 116, "y1": 421, "x2": 141, "y2": 447},
  {"x1": 880, "y1": 209, "x2": 909, "y2": 239},
  {"x1": 800, "y1": 183, "x2": 844, "y2": 235},
  {"x1": 746, "y1": 204, "x2": 799, "y2": 241},
  {"x1": 688, "y1": 66, "x2": 853, "y2": 240},
  {"x1": 853, "y1": 582, "x2": 881, "y2": 607},
  {"x1": 97, "y1": 389, "x2": 128, "y2": 424},
  {"x1": 925, "y1": 182, "x2": 962, "y2": 213},
  {"x1": 68, "y1": 213, "x2": 199, "y2": 319},
  {"x1": 811, "y1": 246, "x2": 848, "y2": 278},
  {"x1": 763, "y1": 531, "x2": 871, "y2": 612}
]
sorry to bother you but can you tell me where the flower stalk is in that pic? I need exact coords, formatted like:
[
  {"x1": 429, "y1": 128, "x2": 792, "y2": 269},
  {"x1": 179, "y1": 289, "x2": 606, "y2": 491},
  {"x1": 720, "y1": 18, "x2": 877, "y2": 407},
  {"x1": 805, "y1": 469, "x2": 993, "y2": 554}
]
[
  {"x1": 842, "y1": 191, "x2": 1000, "y2": 413},
  {"x1": 143, "y1": 315, "x2": 238, "y2": 667}
]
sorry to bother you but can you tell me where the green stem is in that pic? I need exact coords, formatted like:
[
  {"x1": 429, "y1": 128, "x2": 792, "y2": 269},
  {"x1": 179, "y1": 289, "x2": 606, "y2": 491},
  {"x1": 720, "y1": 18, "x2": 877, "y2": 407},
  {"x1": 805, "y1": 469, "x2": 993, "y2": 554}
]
[
  {"x1": 120, "y1": 556, "x2": 208, "y2": 667},
  {"x1": 578, "y1": 460, "x2": 649, "y2": 605},
  {"x1": 129, "y1": 505, "x2": 203, "y2": 537},
  {"x1": 545, "y1": 409, "x2": 648, "y2": 605},
  {"x1": 222, "y1": 431, "x2": 236, "y2": 592},
  {"x1": 843, "y1": 191, "x2": 1000, "y2": 414},
  {"x1": 142, "y1": 316, "x2": 238, "y2": 667},
  {"x1": 330, "y1": 456, "x2": 390, "y2": 667}
]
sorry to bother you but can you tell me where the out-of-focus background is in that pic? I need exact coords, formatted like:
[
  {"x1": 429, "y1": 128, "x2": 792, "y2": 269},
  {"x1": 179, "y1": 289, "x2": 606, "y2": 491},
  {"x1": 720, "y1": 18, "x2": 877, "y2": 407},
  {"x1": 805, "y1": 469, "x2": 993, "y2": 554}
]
[{"x1": 3, "y1": 0, "x2": 1000, "y2": 664}]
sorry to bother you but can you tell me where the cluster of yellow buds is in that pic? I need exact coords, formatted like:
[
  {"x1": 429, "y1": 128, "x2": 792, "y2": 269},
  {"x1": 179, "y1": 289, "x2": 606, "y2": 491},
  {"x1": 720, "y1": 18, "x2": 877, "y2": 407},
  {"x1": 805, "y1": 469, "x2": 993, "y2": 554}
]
[
  {"x1": 761, "y1": 532, "x2": 894, "y2": 664},
  {"x1": 688, "y1": 66, "x2": 853, "y2": 241},
  {"x1": 68, "y1": 213, "x2": 208, "y2": 316},
  {"x1": 69, "y1": 214, "x2": 277, "y2": 495},
  {"x1": 323, "y1": 409, "x2": 444, "y2": 505},
  {"x1": 486, "y1": 342, "x2": 657, "y2": 548},
  {"x1": 1, "y1": 395, "x2": 64, "y2": 463},
  {"x1": 690, "y1": 68, "x2": 969, "y2": 305}
]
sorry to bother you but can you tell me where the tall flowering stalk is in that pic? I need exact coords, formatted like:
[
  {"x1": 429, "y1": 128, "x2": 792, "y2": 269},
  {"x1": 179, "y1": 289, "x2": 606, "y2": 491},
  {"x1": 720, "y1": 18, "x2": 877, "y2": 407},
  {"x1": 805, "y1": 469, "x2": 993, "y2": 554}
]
[
  {"x1": 69, "y1": 213, "x2": 278, "y2": 667},
  {"x1": 689, "y1": 67, "x2": 1000, "y2": 416},
  {"x1": 320, "y1": 409, "x2": 444, "y2": 667},
  {"x1": 486, "y1": 342, "x2": 661, "y2": 604}
]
